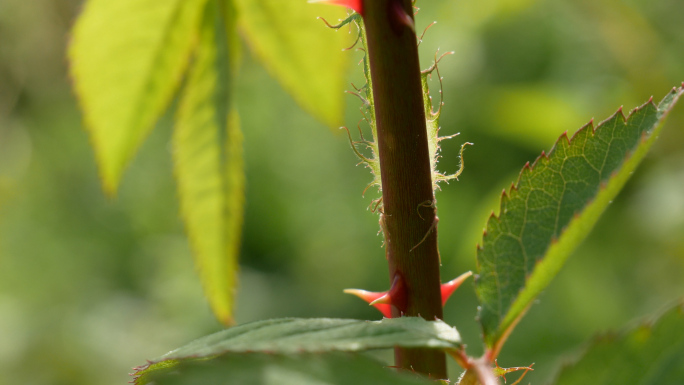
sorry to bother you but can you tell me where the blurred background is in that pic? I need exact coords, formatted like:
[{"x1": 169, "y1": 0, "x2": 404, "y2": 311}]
[{"x1": 1, "y1": 0, "x2": 683, "y2": 383}]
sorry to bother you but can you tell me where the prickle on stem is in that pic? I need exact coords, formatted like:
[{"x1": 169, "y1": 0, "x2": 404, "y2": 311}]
[
  {"x1": 440, "y1": 271, "x2": 473, "y2": 306},
  {"x1": 343, "y1": 288, "x2": 392, "y2": 317},
  {"x1": 345, "y1": 271, "x2": 472, "y2": 317},
  {"x1": 344, "y1": 274, "x2": 406, "y2": 317},
  {"x1": 309, "y1": 0, "x2": 363, "y2": 15}
]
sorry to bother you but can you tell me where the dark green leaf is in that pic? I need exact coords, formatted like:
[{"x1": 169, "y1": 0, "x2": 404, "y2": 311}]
[
  {"x1": 160, "y1": 317, "x2": 460, "y2": 358},
  {"x1": 135, "y1": 352, "x2": 438, "y2": 385},
  {"x1": 475, "y1": 85, "x2": 684, "y2": 350},
  {"x1": 553, "y1": 303, "x2": 684, "y2": 385},
  {"x1": 133, "y1": 317, "x2": 461, "y2": 383}
]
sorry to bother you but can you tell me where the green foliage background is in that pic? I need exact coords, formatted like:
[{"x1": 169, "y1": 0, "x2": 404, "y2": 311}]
[{"x1": 0, "y1": 0, "x2": 683, "y2": 384}]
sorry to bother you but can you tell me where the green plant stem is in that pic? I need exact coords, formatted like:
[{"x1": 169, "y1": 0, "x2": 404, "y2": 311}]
[{"x1": 362, "y1": 0, "x2": 446, "y2": 378}]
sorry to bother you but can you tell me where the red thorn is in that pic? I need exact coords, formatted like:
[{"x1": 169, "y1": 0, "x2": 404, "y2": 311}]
[
  {"x1": 388, "y1": 273, "x2": 408, "y2": 314},
  {"x1": 440, "y1": 271, "x2": 473, "y2": 306},
  {"x1": 369, "y1": 293, "x2": 391, "y2": 305},
  {"x1": 344, "y1": 288, "x2": 392, "y2": 317},
  {"x1": 374, "y1": 303, "x2": 392, "y2": 318},
  {"x1": 344, "y1": 274, "x2": 407, "y2": 318},
  {"x1": 310, "y1": 0, "x2": 363, "y2": 15}
]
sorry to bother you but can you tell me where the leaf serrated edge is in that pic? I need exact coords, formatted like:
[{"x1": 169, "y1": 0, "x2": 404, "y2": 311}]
[
  {"x1": 130, "y1": 317, "x2": 461, "y2": 383},
  {"x1": 69, "y1": 0, "x2": 206, "y2": 195},
  {"x1": 477, "y1": 84, "x2": 684, "y2": 356},
  {"x1": 552, "y1": 301, "x2": 684, "y2": 384}
]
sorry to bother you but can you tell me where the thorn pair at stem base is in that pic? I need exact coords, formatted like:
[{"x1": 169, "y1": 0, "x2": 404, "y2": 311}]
[{"x1": 344, "y1": 271, "x2": 473, "y2": 318}]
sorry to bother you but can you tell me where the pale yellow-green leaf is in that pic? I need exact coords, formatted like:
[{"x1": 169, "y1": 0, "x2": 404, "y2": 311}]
[
  {"x1": 234, "y1": 0, "x2": 351, "y2": 128},
  {"x1": 173, "y1": 1, "x2": 244, "y2": 325},
  {"x1": 70, "y1": 0, "x2": 208, "y2": 193}
]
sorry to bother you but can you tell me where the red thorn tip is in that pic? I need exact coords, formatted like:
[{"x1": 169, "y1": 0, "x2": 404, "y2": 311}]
[
  {"x1": 344, "y1": 288, "x2": 386, "y2": 303},
  {"x1": 344, "y1": 288, "x2": 392, "y2": 317},
  {"x1": 310, "y1": 0, "x2": 363, "y2": 15},
  {"x1": 441, "y1": 271, "x2": 473, "y2": 306}
]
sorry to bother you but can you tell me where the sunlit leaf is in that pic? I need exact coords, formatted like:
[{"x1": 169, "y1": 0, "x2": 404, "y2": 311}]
[
  {"x1": 132, "y1": 317, "x2": 461, "y2": 383},
  {"x1": 157, "y1": 317, "x2": 460, "y2": 358},
  {"x1": 553, "y1": 303, "x2": 684, "y2": 384},
  {"x1": 475, "y1": 85, "x2": 684, "y2": 351},
  {"x1": 233, "y1": 0, "x2": 351, "y2": 128},
  {"x1": 172, "y1": 0, "x2": 244, "y2": 325},
  {"x1": 135, "y1": 352, "x2": 436, "y2": 385},
  {"x1": 69, "y1": 0, "x2": 208, "y2": 193}
]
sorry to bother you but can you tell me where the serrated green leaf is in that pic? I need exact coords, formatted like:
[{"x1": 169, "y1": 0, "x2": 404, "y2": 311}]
[
  {"x1": 173, "y1": 0, "x2": 244, "y2": 326},
  {"x1": 233, "y1": 0, "x2": 351, "y2": 128},
  {"x1": 69, "y1": 0, "x2": 208, "y2": 194},
  {"x1": 163, "y1": 317, "x2": 460, "y2": 358},
  {"x1": 132, "y1": 317, "x2": 461, "y2": 382},
  {"x1": 475, "y1": 85, "x2": 684, "y2": 350},
  {"x1": 135, "y1": 352, "x2": 437, "y2": 385},
  {"x1": 553, "y1": 303, "x2": 684, "y2": 385}
]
